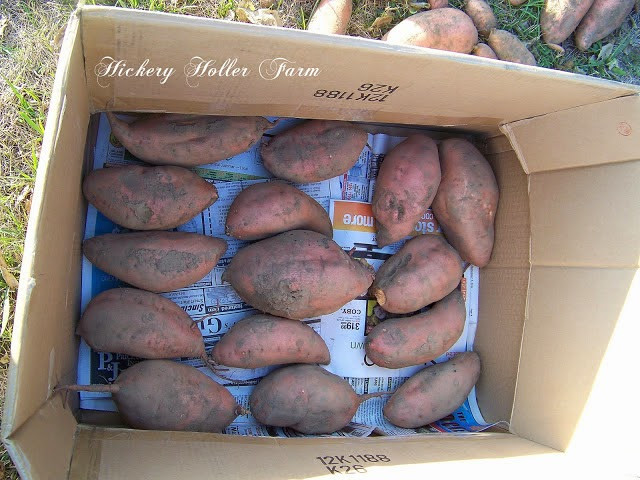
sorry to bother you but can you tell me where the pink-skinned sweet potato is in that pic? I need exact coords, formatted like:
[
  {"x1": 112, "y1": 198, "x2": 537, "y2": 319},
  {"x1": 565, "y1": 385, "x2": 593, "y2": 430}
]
[
  {"x1": 465, "y1": 0, "x2": 498, "y2": 36},
  {"x1": 472, "y1": 43, "x2": 499, "y2": 59},
  {"x1": 487, "y1": 29, "x2": 537, "y2": 65},
  {"x1": 541, "y1": 0, "x2": 595, "y2": 45},
  {"x1": 574, "y1": 0, "x2": 635, "y2": 51},
  {"x1": 307, "y1": 0, "x2": 352, "y2": 34}
]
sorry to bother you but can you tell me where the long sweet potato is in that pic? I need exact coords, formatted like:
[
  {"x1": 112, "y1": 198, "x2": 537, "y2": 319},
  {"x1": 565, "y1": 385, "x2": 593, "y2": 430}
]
[
  {"x1": 574, "y1": 0, "x2": 635, "y2": 51},
  {"x1": 225, "y1": 181, "x2": 332, "y2": 240},
  {"x1": 83, "y1": 164, "x2": 218, "y2": 230},
  {"x1": 210, "y1": 314, "x2": 330, "y2": 368},
  {"x1": 372, "y1": 135, "x2": 441, "y2": 247},
  {"x1": 222, "y1": 230, "x2": 374, "y2": 319},
  {"x1": 83, "y1": 231, "x2": 227, "y2": 292},
  {"x1": 307, "y1": 0, "x2": 352, "y2": 34},
  {"x1": 464, "y1": 0, "x2": 498, "y2": 36},
  {"x1": 487, "y1": 29, "x2": 537, "y2": 65},
  {"x1": 261, "y1": 120, "x2": 367, "y2": 183},
  {"x1": 106, "y1": 113, "x2": 274, "y2": 167},
  {"x1": 365, "y1": 290, "x2": 466, "y2": 369},
  {"x1": 384, "y1": 352, "x2": 481, "y2": 428},
  {"x1": 541, "y1": 0, "x2": 595, "y2": 45}
]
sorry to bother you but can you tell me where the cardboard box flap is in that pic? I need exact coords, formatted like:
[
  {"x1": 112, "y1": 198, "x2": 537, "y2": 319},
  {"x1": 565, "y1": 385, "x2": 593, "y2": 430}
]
[
  {"x1": 501, "y1": 94, "x2": 640, "y2": 174},
  {"x1": 80, "y1": 6, "x2": 637, "y2": 130}
]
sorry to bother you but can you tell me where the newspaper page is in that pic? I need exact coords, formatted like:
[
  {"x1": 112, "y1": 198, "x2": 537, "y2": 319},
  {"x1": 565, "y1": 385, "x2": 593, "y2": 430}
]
[{"x1": 78, "y1": 114, "x2": 489, "y2": 436}]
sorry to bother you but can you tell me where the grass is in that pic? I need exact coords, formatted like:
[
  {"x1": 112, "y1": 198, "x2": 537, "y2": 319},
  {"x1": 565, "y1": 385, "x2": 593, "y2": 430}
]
[{"x1": 0, "y1": 0, "x2": 638, "y2": 477}]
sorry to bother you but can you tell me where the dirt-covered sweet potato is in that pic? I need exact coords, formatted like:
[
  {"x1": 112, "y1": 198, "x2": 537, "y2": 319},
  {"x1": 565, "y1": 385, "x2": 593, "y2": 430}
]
[
  {"x1": 370, "y1": 235, "x2": 463, "y2": 314},
  {"x1": 60, "y1": 360, "x2": 242, "y2": 432},
  {"x1": 307, "y1": 0, "x2": 352, "y2": 34},
  {"x1": 432, "y1": 138, "x2": 498, "y2": 267},
  {"x1": 222, "y1": 230, "x2": 374, "y2": 320},
  {"x1": 210, "y1": 314, "x2": 330, "y2": 368},
  {"x1": 365, "y1": 290, "x2": 466, "y2": 369},
  {"x1": 225, "y1": 181, "x2": 332, "y2": 240},
  {"x1": 77, "y1": 288, "x2": 207, "y2": 361},
  {"x1": 541, "y1": 0, "x2": 594, "y2": 45},
  {"x1": 261, "y1": 120, "x2": 367, "y2": 183},
  {"x1": 372, "y1": 135, "x2": 441, "y2": 247},
  {"x1": 464, "y1": 0, "x2": 498, "y2": 36},
  {"x1": 384, "y1": 352, "x2": 481, "y2": 428},
  {"x1": 83, "y1": 231, "x2": 227, "y2": 292},
  {"x1": 472, "y1": 43, "x2": 498, "y2": 59},
  {"x1": 429, "y1": 0, "x2": 450, "y2": 8},
  {"x1": 384, "y1": 9, "x2": 478, "y2": 54},
  {"x1": 574, "y1": 0, "x2": 635, "y2": 51},
  {"x1": 487, "y1": 29, "x2": 537, "y2": 65},
  {"x1": 106, "y1": 112, "x2": 274, "y2": 167},
  {"x1": 249, "y1": 364, "x2": 384, "y2": 434},
  {"x1": 83, "y1": 164, "x2": 218, "y2": 230}
]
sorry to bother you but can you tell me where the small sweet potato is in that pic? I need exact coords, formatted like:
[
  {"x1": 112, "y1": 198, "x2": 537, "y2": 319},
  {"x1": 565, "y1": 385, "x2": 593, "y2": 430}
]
[
  {"x1": 210, "y1": 314, "x2": 330, "y2": 368},
  {"x1": 509, "y1": 0, "x2": 527, "y2": 4},
  {"x1": 372, "y1": 135, "x2": 441, "y2": 247},
  {"x1": 83, "y1": 165, "x2": 218, "y2": 230},
  {"x1": 541, "y1": 0, "x2": 595, "y2": 45},
  {"x1": 60, "y1": 360, "x2": 242, "y2": 432},
  {"x1": 384, "y1": 9, "x2": 478, "y2": 54},
  {"x1": 370, "y1": 235, "x2": 463, "y2": 314},
  {"x1": 432, "y1": 139, "x2": 498, "y2": 267},
  {"x1": 574, "y1": 0, "x2": 635, "y2": 51},
  {"x1": 225, "y1": 181, "x2": 332, "y2": 240},
  {"x1": 472, "y1": 43, "x2": 498, "y2": 59},
  {"x1": 307, "y1": 0, "x2": 352, "y2": 34},
  {"x1": 222, "y1": 230, "x2": 374, "y2": 320},
  {"x1": 487, "y1": 29, "x2": 537, "y2": 65},
  {"x1": 365, "y1": 290, "x2": 466, "y2": 369},
  {"x1": 429, "y1": 0, "x2": 450, "y2": 8},
  {"x1": 84, "y1": 231, "x2": 227, "y2": 292},
  {"x1": 261, "y1": 120, "x2": 367, "y2": 183},
  {"x1": 384, "y1": 352, "x2": 481, "y2": 428},
  {"x1": 106, "y1": 113, "x2": 274, "y2": 167},
  {"x1": 464, "y1": 0, "x2": 498, "y2": 36},
  {"x1": 249, "y1": 364, "x2": 384, "y2": 434}
]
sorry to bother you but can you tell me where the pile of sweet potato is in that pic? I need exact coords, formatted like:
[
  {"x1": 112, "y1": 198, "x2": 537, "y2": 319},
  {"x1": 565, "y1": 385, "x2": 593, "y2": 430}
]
[{"x1": 70, "y1": 111, "x2": 499, "y2": 435}]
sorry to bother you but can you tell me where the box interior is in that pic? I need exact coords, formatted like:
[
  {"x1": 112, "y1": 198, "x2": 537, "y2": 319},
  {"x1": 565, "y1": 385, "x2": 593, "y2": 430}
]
[{"x1": 2, "y1": 6, "x2": 639, "y2": 479}]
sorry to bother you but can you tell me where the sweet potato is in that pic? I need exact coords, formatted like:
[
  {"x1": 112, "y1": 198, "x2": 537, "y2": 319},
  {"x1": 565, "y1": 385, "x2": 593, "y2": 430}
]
[
  {"x1": 210, "y1": 314, "x2": 330, "y2": 368},
  {"x1": 365, "y1": 290, "x2": 466, "y2": 369},
  {"x1": 222, "y1": 230, "x2": 374, "y2": 320},
  {"x1": 83, "y1": 231, "x2": 227, "y2": 292},
  {"x1": 487, "y1": 29, "x2": 537, "y2": 65},
  {"x1": 60, "y1": 360, "x2": 242, "y2": 432},
  {"x1": 384, "y1": 352, "x2": 481, "y2": 428},
  {"x1": 432, "y1": 138, "x2": 498, "y2": 267},
  {"x1": 464, "y1": 0, "x2": 498, "y2": 36},
  {"x1": 541, "y1": 0, "x2": 594, "y2": 45},
  {"x1": 372, "y1": 135, "x2": 441, "y2": 247},
  {"x1": 83, "y1": 165, "x2": 218, "y2": 230},
  {"x1": 472, "y1": 43, "x2": 498, "y2": 59},
  {"x1": 370, "y1": 235, "x2": 463, "y2": 314},
  {"x1": 225, "y1": 181, "x2": 332, "y2": 240},
  {"x1": 509, "y1": 0, "x2": 527, "y2": 4},
  {"x1": 307, "y1": 0, "x2": 352, "y2": 34},
  {"x1": 384, "y1": 9, "x2": 478, "y2": 54},
  {"x1": 249, "y1": 364, "x2": 384, "y2": 434},
  {"x1": 574, "y1": 0, "x2": 635, "y2": 51},
  {"x1": 78, "y1": 288, "x2": 207, "y2": 361},
  {"x1": 106, "y1": 113, "x2": 274, "y2": 167},
  {"x1": 429, "y1": 0, "x2": 450, "y2": 8},
  {"x1": 261, "y1": 120, "x2": 367, "y2": 183}
]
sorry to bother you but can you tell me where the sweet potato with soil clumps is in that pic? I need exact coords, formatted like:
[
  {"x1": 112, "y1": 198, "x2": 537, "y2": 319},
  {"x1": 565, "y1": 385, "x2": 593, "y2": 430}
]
[
  {"x1": 210, "y1": 314, "x2": 330, "y2": 368},
  {"x1": 250, "y1": 364, "x2": 386, "y2": 434},
  {"x1": 307, "y1": 0, "x2": 352, "y2": 34},
  {"x1": 464, "y1": 0, "x2": 498, "y2": 36},
  {"x1": 472, "y1": 43, "x2": 498, "y2": 59},
  {"x1": 106, "y1": 112, "x2": 274, "y2": 167},
  {"x1": 370, "y1": 235, "x2": 463, "y2": 314},
  {"x1": 59, "y1": 360, "x2": 243, "y2": 432},
  {"x1": 222, "y1": 230, "x2": 374, "y2": 320},
  {"x1": 261, "y1": 120, "x2": 367, "y2": 183},
  {"x1": 574, "y1": 0, "x2": 635, "y2": 51},
  {"x1": 432, "y1": 139, "x2": 498, "y2": 267},
  {"x1": 384, "y1": 352, "x2": 481, "y2": 428},
  {"x1": 225, "y1": 181, "x2": 332, "y2": 240},
  {"x1": 78, "y1": 288, "x2": 208, "y2": 362},
  {"x1": 83, "y1": 164, "x2": 218, "y2": 230},
  {"x1": 384, "y1": 9, "x2": 478, "y2": 54},
  {"x1": 84, "y1": 231, "x2": 227, "y2": 293},
  {"x1": 365, "y1": 289, "x2": 466, "y2": 369},
  {"x1": 487, "y1": 29, "x2": 537, "y2": 65},
  {"x1": 372, "y1": 135, "x2": 441, "y2": 248},
  {"x1": 541, "y1": 0, "x2": 595, "y2": 45}
]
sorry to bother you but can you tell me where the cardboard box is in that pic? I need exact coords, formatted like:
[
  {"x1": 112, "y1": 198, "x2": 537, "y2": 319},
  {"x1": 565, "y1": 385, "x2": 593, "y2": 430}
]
[{"x1": 2, "y1": 6, "x2": 639, "y2": 479}]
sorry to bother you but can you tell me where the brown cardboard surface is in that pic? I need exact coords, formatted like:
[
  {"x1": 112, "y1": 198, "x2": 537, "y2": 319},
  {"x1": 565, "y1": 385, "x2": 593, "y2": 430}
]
[{"x1": 530, "y1": 160, "x2": 640, "y2": 268}]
